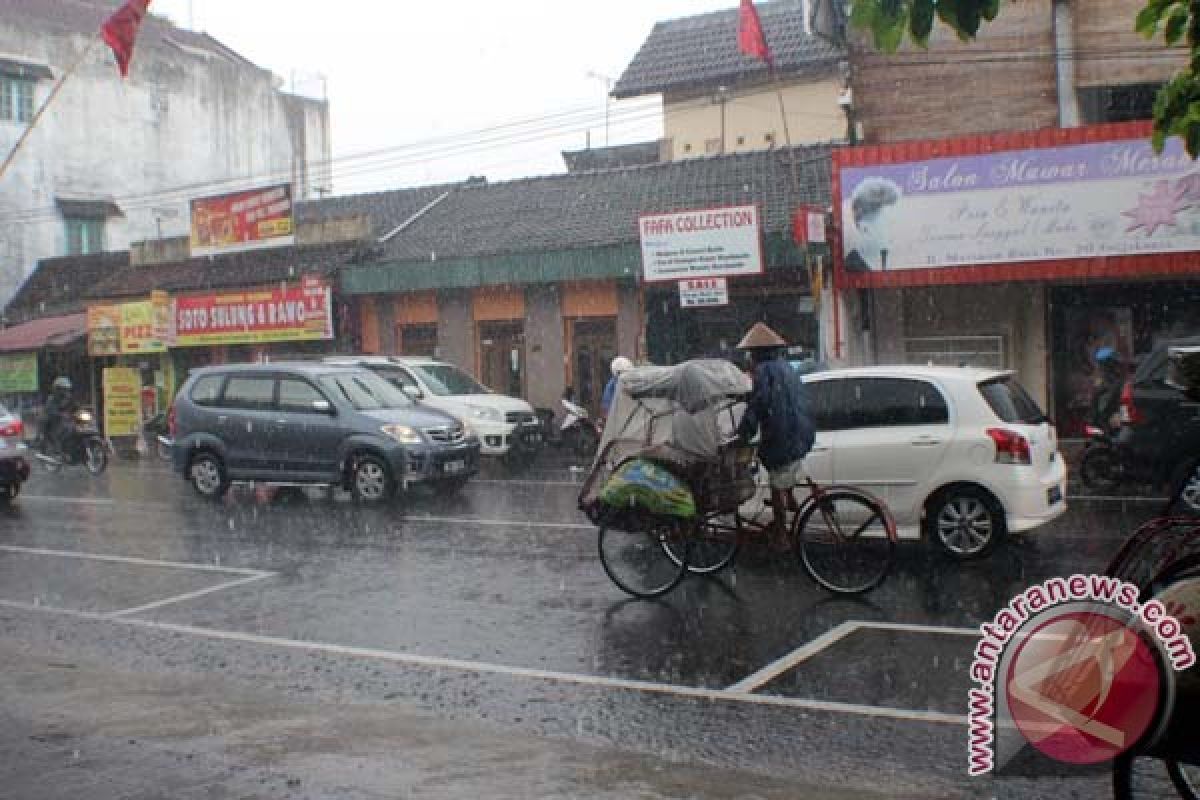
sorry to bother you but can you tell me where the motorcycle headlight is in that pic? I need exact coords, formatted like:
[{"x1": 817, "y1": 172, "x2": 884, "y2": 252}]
[
  {"x1": 76, "y1": 411, "x2": 93, "y2": 423},
  {"x1": 466, "y1": 405, "x2": 503, "y2": 423},
  {"x1": 381, "y1": 424, "x2": 422, "y2": 444}
]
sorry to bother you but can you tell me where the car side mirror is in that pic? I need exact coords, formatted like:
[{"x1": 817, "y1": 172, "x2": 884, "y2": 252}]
[
  {"x1": 402, "y1": 385, "x2": 423, "y2": 400},
  {"x1": 312, "y1": 400, "x2": 334, "y2": 415}
]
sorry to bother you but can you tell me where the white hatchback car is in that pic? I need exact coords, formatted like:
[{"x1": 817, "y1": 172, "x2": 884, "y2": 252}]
[
  {"x1": 325, "y1": 356, "x2": 542, "y2": 458},
  {"x1": 800, "y1": 366, "x2": 1067, "y2": 558}
]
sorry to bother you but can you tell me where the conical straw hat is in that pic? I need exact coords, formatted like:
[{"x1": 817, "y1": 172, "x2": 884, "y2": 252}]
[{"x1": 736, "y1": 322, "x2": 787, "y2": 350}]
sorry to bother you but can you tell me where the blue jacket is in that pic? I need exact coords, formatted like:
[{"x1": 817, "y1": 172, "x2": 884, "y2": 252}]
[
  {"x1": 601, "y1": 376, "x2": 618, "y2": 414},
  {"x1": 737, "y1": 358, "x2": 816, "y2": 470}
]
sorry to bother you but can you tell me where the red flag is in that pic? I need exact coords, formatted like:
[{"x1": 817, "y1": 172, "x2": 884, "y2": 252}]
[
  {"x1": 737, "y1": 0, "x2": 773, "y2": 66},
  {"x1": 101, "y1": 0, "x2": 152, "y2": 78}
]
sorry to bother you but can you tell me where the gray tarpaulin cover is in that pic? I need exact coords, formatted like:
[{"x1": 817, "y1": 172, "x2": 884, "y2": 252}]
[{"x1": 597, "y1": 359, "x2": 751, "y2": 465}]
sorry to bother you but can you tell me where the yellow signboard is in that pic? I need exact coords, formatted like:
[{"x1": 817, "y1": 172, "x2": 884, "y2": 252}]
[
  {"x1": 119, "y1": 301, "x2": 166, "y2": 353},
  {"x1": 102, "y1": 367, "x2": 140, "y2": 437},
  {"x1": 88, "y1": 305, "x2": 121, "y2": 356},
  {"x1": 89, "y1": 299, "x2": 168, "y2": 355}
]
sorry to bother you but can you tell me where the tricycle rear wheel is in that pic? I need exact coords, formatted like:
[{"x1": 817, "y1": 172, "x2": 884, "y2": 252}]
[{"x1": 598, "y1": 523, "x2": 689, "y2": 599}]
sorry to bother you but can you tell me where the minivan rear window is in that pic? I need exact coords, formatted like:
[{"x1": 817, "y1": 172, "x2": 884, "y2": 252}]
[
  {"x1": 189, "y1": 374, "x2": 224, "y2": 406},
  {"x1": 979, "y1": 377, "x2": 1046, "y2": 424}
]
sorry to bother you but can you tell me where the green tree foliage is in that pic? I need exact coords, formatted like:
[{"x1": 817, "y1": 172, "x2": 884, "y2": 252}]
[{"x1": 848, "y1": 0, "x2": 1200, "y2": 155}]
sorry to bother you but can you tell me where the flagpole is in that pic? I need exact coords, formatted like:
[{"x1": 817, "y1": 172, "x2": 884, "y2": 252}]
[{"x1": 0, "y1": 36, "x2": 101, "y2": 183}]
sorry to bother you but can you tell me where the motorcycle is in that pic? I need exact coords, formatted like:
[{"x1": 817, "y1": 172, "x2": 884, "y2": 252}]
[
  {"x1": 35, "y1": 408, "x2": 109, "y2": 475},
  {"x1": 143, "y1": 411, "x2": 173, "y2": 461},
  {"x1": 560, "y1": 394, "x2": 600, "y2": 458},
  {"x1": 1079, "y1": 424, "x2": 1124, "y2": 494}
]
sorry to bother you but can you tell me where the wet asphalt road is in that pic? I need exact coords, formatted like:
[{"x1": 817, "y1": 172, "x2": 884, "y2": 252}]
[{"x1": 0, "y1": 453, "x2": 1173, "y2": 798}]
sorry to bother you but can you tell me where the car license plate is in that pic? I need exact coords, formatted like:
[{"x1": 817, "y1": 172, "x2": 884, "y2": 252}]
[
  {"x1": 444, "y1": 460, "x2": 466, "y2": 474},
  {"x1": 1047, "y1": 485, "x2": 1063, "y2": 505}
]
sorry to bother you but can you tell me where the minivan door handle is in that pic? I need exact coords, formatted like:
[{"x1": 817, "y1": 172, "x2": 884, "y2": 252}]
[
  {"x1": 911, "y1": 435, "x2": 943, "y2": 446},
  {"x1": 810, "y1": 445, "x2": 831, "y2": 453}
]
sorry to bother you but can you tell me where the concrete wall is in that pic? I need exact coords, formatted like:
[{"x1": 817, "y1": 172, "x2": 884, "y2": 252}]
[
  {"x1": 0, "y1": 12, "x2": 331, "y2": 305},
  {"x1": 616, "y1": 281, "x2": 642, "y2": 361},
  {"x1": 523, "y1": 285, "x2": 566, "y2": 413},
  {"x1": 435, "y1": 290, "x2": 473, "y2": 371},
  {"x1": 663, "y1": 77, "x2": 844, "y2": 159}
]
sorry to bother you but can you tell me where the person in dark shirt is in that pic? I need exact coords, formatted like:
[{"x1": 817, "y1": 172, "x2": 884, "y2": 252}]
[
  {"x1": 735, "y1": 323, "x2": 816, "y2": 544},
  {"x1": 41, "y1": 376, "x2": 78, "y2": 453},
  {"x1": 1090, "y1": 347, "x2": 1125, "y2": 431}
]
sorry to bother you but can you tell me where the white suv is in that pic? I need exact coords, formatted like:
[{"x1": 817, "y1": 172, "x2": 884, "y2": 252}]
[
  {"x1": 801, "y1": 366, "x2": 1067, "y2": 558},
  {"x1": 325, "y1": 356, "x2": 542, "y2": 458}
]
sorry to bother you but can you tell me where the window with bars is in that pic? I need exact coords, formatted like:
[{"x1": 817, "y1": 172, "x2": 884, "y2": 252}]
[
  {"x1": 64, "y1": 217, "x2": 106, "y2": 255},
  {"x1": 0, "y1": 75, "x2": 34, "y2": 123}
]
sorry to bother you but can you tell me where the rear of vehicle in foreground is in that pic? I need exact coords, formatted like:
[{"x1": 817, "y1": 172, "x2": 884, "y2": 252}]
[
  {"x1": 171, "y1": 364, "x2": 480, "y2": 502},
  {"x1": 0, "y1": 404, "x2": 30, "y2": 503},
  {"x1": 802, "y1": 367, "x2": 1067, "y2": 558}
]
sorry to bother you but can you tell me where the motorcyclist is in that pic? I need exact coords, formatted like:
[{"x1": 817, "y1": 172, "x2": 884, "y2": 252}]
[
  {"x1": 735, "y1": 323, "x2": 816, "y2": 545},
  {"x1": 601, "y1": 356, "x2": 633, "y2": 420},
  {"x1": 41, "y1": 376, "x2": 78, "y2": 453},
  {"x1": 1090, "y1": 347, "x2": 1125, "y2": 431}
]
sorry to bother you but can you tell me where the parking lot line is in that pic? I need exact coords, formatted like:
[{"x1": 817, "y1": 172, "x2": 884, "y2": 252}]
[
  {"x1": 726, "y1": 621, "x2": 981, "y2": 694},
  {"x1": 19, "y1": 495, "x2": 116, "y2": 506},
  {"x1": 398, "y1": 514, "x2": 594, "y2": 530},
  {"x1": 0, "y1": 544, "x2": 273, "y2": 577},
  {"x1": 726, "y1": 621, "x2": 860, "y2": 693},
  {"x1": 107, "y1": 572, "x2": 273, "y2": 617},
  {"x1": 0, "y1": 600, "x2": 967, "y2": 727}
]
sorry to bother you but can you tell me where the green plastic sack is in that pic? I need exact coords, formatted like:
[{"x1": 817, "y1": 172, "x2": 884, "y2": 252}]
[{"x1": 599, "y1": 458, "x2": 696, "y2": 518}]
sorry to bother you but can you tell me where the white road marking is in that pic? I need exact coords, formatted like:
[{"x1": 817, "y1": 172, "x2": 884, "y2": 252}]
[
  {"x1": 0, "y1": 544, "x2": 272, "y2": 577},
  {"x1": 727, "y1": 621, "x2": 981, "y2": 693},
  {"x1": 727, "y1": 621, "x2": 860, "y2": 692},
  {"x1": 0, "y1": 600, "x2": 967, "y2": 727},
  {"x1": 19, "y1": 495, "x2": 116, "y2": 506},
  {"x1": 107, "y1": 573, "x2": 273, "y2": 618},
  {"x1": 470, "y1": 479, "x2": 582, "y2": 487}
]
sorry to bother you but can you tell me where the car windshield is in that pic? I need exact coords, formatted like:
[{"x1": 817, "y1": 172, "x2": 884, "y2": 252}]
[
  {"x1": 979, "y1": 377, "x2": 1047, "y2": 424},
  {"x1": 318, "y1": 371, "x2": 412, "y2": 411},
  {"x1": 410, "y1": 363, "x2": 489, "y2": 396}
]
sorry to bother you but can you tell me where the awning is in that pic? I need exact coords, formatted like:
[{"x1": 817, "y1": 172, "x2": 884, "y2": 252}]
[{"x1": 0, "y1": 313, "x2": 87, "y2": 353}]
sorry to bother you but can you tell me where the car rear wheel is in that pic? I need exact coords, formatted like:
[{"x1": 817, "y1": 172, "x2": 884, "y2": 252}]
[
  {"x1": 351, "y1": 454, "x2": 393, "y2": 503},
  {"x1": 926, "y1": 486, "x2": 1004, "y2": 560},
  {"x1": 1173, "y1": 460, "x2": 1200, "y2": 514},
  {"x1": 189, "y1": 452, "x2": 229, "y2": 500}
]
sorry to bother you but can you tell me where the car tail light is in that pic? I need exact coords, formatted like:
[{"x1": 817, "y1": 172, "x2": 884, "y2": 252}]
[
  {"x1": 1119, "y1": 380, "x2": 1142, "y2": 425},
  {"x1": 987, "y1": 428, "x2": 1031, "y2": 465},
  {"x1": 167, "y1": 404, "x2": 177, "y2": 437},
  {"x1": 0, "y1": 419, "x2": 22, "y2": 438},
  {"x1": 1083, "y1": 425, "x2": 1104, "y2": 438}
]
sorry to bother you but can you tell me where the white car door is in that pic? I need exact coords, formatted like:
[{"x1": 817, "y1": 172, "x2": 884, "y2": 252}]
[
  {"x1": 801, "y1": 377, "x2": 839, "y2": 485},
  {"x1": 830, "y1": 377, "x2": 953, "y2": 530}
]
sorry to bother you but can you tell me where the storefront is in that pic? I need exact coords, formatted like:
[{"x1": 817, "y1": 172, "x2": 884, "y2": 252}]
[
  {"x1": 830, "y1": 120, "x2": 1200, "y2": 430},
  {"x1": 0, "y1": 313, "x2": 90, "y2": 421}
]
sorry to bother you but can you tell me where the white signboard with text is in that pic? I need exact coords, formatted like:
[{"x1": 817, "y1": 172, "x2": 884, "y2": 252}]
[
  {"x1": 839, "y1": 137, "x2": 1200, "y2": 274},
  {"x1": 639, "y1": 205, "x2": 763, "y2": 282},
  {"x1": 679, "y1": 277, "x2": 729, "y2": 308}
]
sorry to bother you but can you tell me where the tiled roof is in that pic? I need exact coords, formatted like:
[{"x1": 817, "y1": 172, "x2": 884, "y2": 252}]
[
  {"x1": 0, "y1": 0, "x2": 260, "y2": 71},
  {"x1": 562, "y1": 141, "x2": 663, "y2": 173},
  {"x1": 0, "y1": 312, "x2": 87, "y2": 353},
  {"x1": 295, "y1": 183, "x2": 467, "y2": 240},
  {"x1": 4, "y1": 252, "x2": 129, "y2": 324},
  {"x1": 375, "y1": 143, "x2": 833, "y2": 264},
  {"x1": 87, "y1": 241, "x2": 363, "y2": 300},
  {"x1": 613, "y1": 0, "x2": 843, "y2": 99}
]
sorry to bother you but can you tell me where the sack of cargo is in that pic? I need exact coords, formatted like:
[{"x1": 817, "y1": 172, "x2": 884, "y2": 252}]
[{"x1": 598, "y1": 458, "x2": 696, "y2": 519}]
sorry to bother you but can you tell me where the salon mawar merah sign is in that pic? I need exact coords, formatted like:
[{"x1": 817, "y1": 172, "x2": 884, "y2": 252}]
[{"x1": 839, "y1": 136, "x2": 1200, "y2": 272}]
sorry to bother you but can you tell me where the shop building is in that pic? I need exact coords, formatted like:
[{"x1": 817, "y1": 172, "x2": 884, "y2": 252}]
[
  {"x1": 337, "y1": 144, "x2": 831, "y2": 419},
  {"x1": 829, "y1": 121, "x2": 1200, "y2": 435}
]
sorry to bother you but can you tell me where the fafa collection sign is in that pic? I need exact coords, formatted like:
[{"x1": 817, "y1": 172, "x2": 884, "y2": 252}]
[
  {"x1": 838, "y1": 136, "x2": 1200, "y2": 276},
  {"x1": 639, "y1": 205, "x2": 764, "y2": 282}
]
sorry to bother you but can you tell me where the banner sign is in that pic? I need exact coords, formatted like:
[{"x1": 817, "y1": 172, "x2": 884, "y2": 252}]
[
  {"x1": 102, "y1": 367, "x2": 140, "y2": 437},
  {"x1": 190, "y1": 184, "x2": 295, "y2": 257},
  {"x1": 679, "y1": 277, "x2": 729, "y2": 308},
  {"x1": 173, "y1": 278, "x2": 333, "y2": 347},
  {"x1": 88, "y1": 301, "x2": 167, "y2": 354},
  {"x1": 88, "y1": 305, "x2": 121, "y2": 356},
  {"x1": 0, "y1": 352, "x2": 37, "y2": 393},
  {"x1": 839, "y1": 136, "x2": 1200, "y2": 277},
  {"x1": 639, "y1": 204, "x2": 763, "y2": 282}
]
